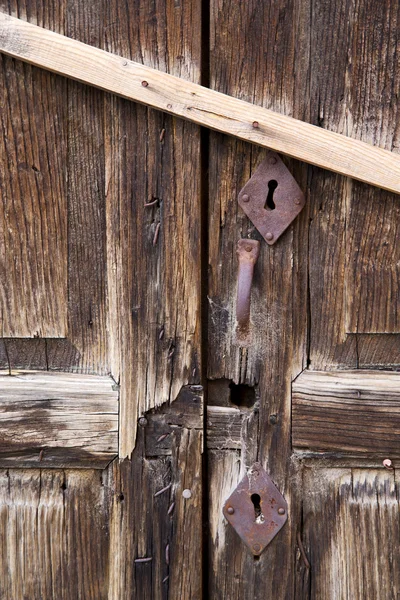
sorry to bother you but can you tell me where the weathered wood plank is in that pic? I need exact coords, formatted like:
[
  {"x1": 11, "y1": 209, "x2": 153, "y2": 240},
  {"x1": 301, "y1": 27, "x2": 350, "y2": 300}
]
[
  {"x1": 0, "y1": 25, "x2": 67, "y2": 337},
  {"x1": 1, "y1": 13, "x2": 400, "y2": 192},
  {"x1": 104, "y1": 0, "x2": 202, "y2": 457},
  {"x1": 0, "y1": 371, "x2": 118, "y2": 467},
  {"x1": 293, "y1": 370, "x2": 400, "y2": 456},
  {"x1": 309, "y1": 0, "x2": 400, "y2": 366},
  {"x1": 0, "y1": 469, "x2": 109, "y2": 600},
  {"x1": 106, "y1": 386, "x2": 203, "y2": 599},
  {"x1": 207, "y1": 0, "x2": 309, "y2": 597},
  {"x1": 47, "y1": 0, "x2": 109, "y2": 372},
  {"x1": 297, "y1": 468, "x2": 400, "y2": 599},
  {"x1": 344, "y1": 0, "x2": 400, "y2": 333}
]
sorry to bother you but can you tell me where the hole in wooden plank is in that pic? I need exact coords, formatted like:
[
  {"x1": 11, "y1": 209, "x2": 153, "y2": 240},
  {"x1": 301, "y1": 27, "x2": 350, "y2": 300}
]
[{"x1": 229, "y1": 381, "x2": 256, "y2": 409}]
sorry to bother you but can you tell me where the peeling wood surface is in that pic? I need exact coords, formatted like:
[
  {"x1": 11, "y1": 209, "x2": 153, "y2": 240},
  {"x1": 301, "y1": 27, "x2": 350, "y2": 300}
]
[
  {"x1": 0, "y1": 371, "x2": 118, "y2": 467},
  {"x1": 2, "y1": 14, "x2": 400, "y2": 192},
  {"x1": 293, "y1": 370, "x2": 400, "y2": 456}
]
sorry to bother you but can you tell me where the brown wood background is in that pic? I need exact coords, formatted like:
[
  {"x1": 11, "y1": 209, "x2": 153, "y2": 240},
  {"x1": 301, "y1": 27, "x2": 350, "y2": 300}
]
[{"x1": 0, "y1": 0, "x2": 399, "y2": 598}]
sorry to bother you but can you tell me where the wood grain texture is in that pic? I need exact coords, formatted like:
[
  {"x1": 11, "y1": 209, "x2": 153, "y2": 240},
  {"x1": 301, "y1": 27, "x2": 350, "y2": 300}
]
[
  {"x1": 0, "y1": 468, "x2": 109, "y2": 600},
  {"x1": 344, "y1": 0, "x2": 400, "y2": 333},
  {"x1": 0, "y1": 371, "x2": 118, "y2": 467},
  {"x1": 309, "y1": 0, "x2": 400, "y2": 366},
  {"x1": 105, "y1": 386, "x2": 203, "y2": 600},
  {"x1": 0, "y1": 14, "x2": 67, "y2": 337},
  {"x1": 104, "y1": 0, "x2": 202, "y2": 457},
  {"x1": 296, "y1": 468, "x2": 400, "y2": 599},
  {"x1": 207, "y1": 1, "x2": 309, "y2": 597},
  {"x1": 1, "y1": 13, "x2": 400, "y2": 192},
  {"x1": 293, "y1": 369, "x2": 400, "y2": 456}
]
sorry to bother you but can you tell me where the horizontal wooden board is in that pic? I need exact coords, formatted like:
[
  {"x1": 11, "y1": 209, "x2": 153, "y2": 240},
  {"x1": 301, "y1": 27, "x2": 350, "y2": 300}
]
[
  {"x1": 292, "y1": 370, "x2": 400, "y2": 456},
  {"x1": 0, "y1": 371, "x2": 118, "y2": 467},
  {"x1": 1, "y1": 13, "x2": 400, "y2": 193}
]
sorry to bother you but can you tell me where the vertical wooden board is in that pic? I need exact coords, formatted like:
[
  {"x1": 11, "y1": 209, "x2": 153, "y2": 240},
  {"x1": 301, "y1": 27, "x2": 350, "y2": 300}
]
[
  {"x1": 309, "y1": 0, "x2": 400, "y2": 365},
  {"x1": 344, "y1": 0, "x2": 400, "y2": 333},
  {"x1": 298, "y1": 468, "x2": 400, "y2": 600},
  {"x1": 105, "y1": 387, "x2": 203, "y2": 599},
  {"x1": 44, "y1": 0, "x2": 109, "y2": 374},
  {"x1": 0, "y1": 4, "x2": 67, "y2": 338},
  {"x1": 207, "y1": 1, "x2": 309, "y2": 598},
  {"x1": 0, "y1": 469, "x2": 109, "y2": 600},
  {"x1": 104, "y1": 0, "x2": 202, "y2": 457},
  {"x1": 308, "y1": 0, "x2": 357, "y2": 370}
]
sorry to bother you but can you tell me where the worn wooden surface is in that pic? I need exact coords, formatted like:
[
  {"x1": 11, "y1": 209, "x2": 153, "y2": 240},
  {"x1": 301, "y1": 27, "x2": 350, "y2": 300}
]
[
  {"x1": 0, "y1": 469, "x2": 109, "y2": 600},
  {"x1": 106, "y1": 386, "x2": 203, "y2": 599},
  {"x1": 2, "y1": 14, "x2": 400, "y2": 192},
  {"x1": 103, "y1": 0, "x2": 202, "y2": 458},
  {"x1": 298, "y1": 468, "x2": 400, "y2": 599},
  {"x1": 207, "y1": 0, "x2": 309, "y2": 597},
  {"x1": 1, "y1": 0, "x2": 400, "y2": 598},
  {"x1": 293, "y1": 370, "x2": 400, "y2": 456},
  {"x1": 0, "y1": 371, "x2": 118, "y2": 467},
  {"x1": 0, "y1": 14, "x2": 67, "y2": 337},
  {"x1": 308, "y1": 0, "x2": 400, "y2": 367}
]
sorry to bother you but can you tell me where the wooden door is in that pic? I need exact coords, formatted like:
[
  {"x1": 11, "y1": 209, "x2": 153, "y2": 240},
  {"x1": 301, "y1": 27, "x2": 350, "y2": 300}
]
[{"x1": 0, "y1": 1, "x2": 399, "y2": 599}]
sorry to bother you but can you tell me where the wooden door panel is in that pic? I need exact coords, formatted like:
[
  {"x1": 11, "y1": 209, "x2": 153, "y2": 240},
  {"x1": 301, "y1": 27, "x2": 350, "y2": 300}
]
[
  {"x1": 0, "y1": 56, "x2": 67, "y2": 338},
  {"x1": 293, "y1": 370, "x2": 400, "y2": 457},
  {"x1": 207, "y1": 1, "x2": 309, "y2": 598},
  {"x1": 0, "y1": 0, "x2": 203, "y2": 597},
  {"x1": 298, "y1": 468, "x2": 400, "y2": 600},
  {"x1": 0, "y1": 371, "x2": 118, "y2": 467},
  {"x1": 0, "y1": 469, "x2": 110, "y2": 600}
]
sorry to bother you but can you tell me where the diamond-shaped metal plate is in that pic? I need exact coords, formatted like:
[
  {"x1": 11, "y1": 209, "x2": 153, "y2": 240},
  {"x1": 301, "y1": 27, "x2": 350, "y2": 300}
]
[
  {"x1": 223, "y1": 462, "x2": 288, "y2": 556},
  {"x1": 238, "y1": 152, "x2": 305, "y2": 245}
]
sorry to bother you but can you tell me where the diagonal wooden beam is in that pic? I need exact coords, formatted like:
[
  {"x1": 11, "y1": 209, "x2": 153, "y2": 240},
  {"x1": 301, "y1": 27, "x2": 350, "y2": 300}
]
[{"x1": 0, "y1": 11, "x2": 400, "y2": 194}]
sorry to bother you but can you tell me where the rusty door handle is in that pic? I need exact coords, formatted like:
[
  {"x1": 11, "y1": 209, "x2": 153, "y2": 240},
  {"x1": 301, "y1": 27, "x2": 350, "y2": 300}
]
[{"x1": 236, "y1": 239, "x2": 260, "y2": 333}]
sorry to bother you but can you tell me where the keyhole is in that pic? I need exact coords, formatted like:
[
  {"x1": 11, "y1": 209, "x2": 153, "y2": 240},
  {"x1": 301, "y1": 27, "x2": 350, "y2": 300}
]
[
  {"x1": 265, "y1": 180, "x2": 277, "y2": 210},
  {"x1": 251, "y1": 493, "x2": 262, "y2": 520}
]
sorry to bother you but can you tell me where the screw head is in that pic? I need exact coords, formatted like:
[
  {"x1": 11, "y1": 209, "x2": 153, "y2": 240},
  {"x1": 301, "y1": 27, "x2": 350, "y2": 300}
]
[
  {"x1": 182, "y1": 489, "x2": 192, "y2": 499},
  {"x1": 138, "y1": 417, "x2": 148, "y2": 427},
  {"x1": 266, "y1": 232, "x2": 273, "y2": 241},
  {"x1": 278, "y1": 507, "x2": 285, "y2": 515},
  {"x1": 242, "y1": 194, "x2": 250, "y2": 202},
  {"x1": 252, "y1": 121, "x2": 259, "y2": 128},
  {"x1": 383, "y1": 458, "x2": 393, "y2": 469},
  {"x1": 252, "y1": 543, "x2": 261, "y2": 553},
  {"x1": 269, "y1": 156, "x2": 277, "y2": 165},
  {"x1": 227, "y1": 507, "x2": 235, "y2": 515},
  {"x1": 142, "y1": 80, "x2": 149, "y2": 87}
]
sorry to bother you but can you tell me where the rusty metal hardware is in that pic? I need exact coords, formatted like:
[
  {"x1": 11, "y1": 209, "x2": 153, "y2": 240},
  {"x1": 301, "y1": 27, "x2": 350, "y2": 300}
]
[
  {"x1": 238, "y1": 152, "x2": 305, "y2": 245},
  {"x1": 236, "y1": 239, "x2": 260, "y2": 333},
  {"x1": 223, "y1": 462, "x2": 288, "y2": 556}
]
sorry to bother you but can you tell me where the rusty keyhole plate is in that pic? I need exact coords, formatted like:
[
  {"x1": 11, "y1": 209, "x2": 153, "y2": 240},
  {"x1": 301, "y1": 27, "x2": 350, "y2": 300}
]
[
  {"x1": 238, "y1": 152, "x2": 305, "y2": 245},
  {"x1": 223, "y1": 462, "x2": 288, "y2": 556}
]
